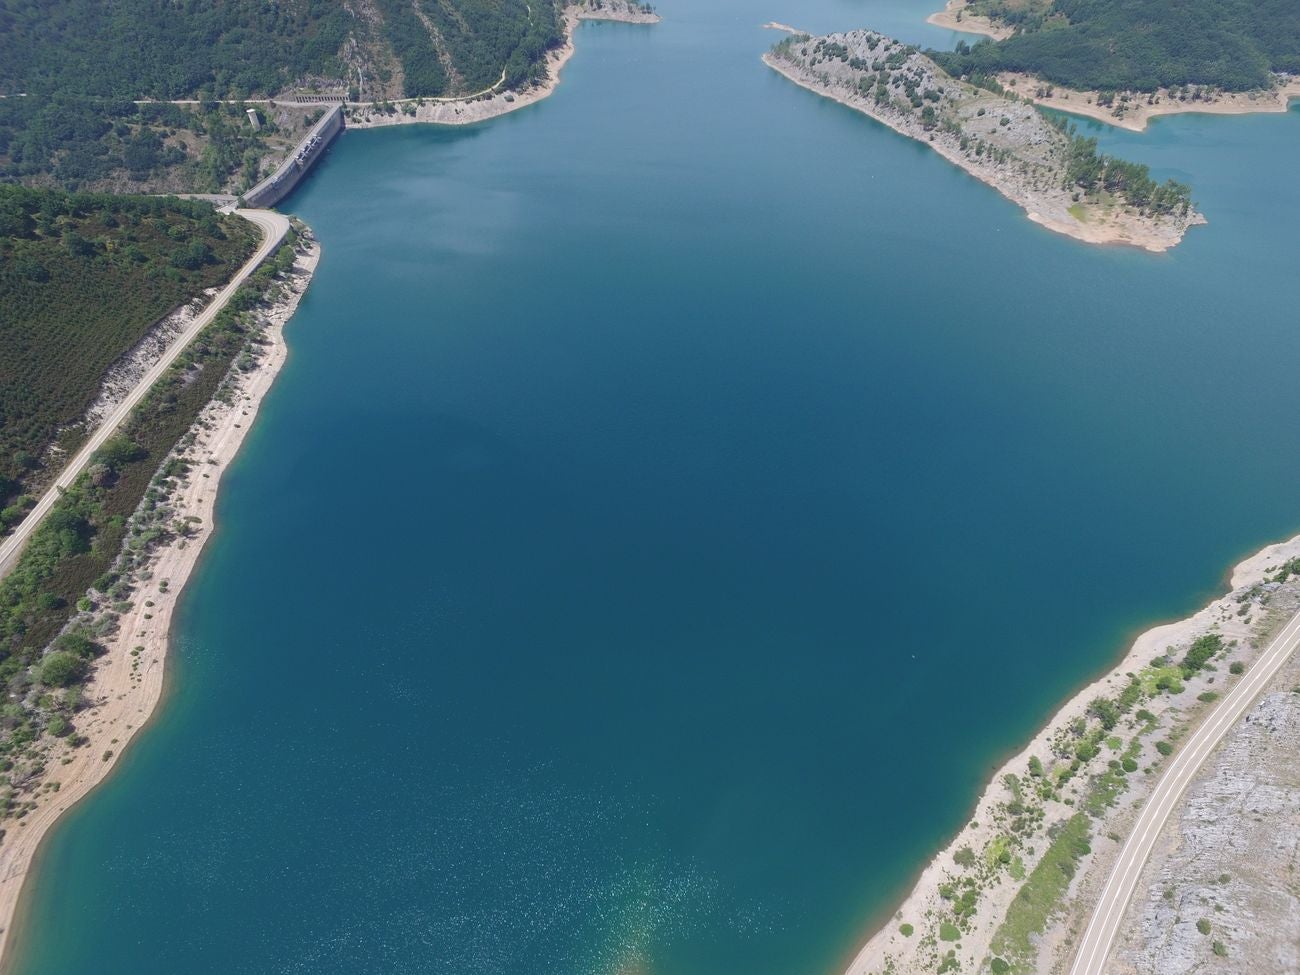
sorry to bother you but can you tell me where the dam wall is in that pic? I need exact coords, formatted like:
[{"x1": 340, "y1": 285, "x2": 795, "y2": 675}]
[{"x1": 242, "y1": 105, "x2": 343, "y2": 209}]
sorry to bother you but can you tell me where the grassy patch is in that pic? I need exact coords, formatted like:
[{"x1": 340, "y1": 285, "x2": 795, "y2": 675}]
[{"x1": 990, "y1": 812, "x2": 1091, "y2": 965}]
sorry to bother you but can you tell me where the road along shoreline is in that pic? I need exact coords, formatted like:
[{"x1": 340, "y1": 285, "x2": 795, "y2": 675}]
[
  {"x1": 1068, "y1": 604, "x2": 1300, "y2": 975},
  {"x1": 841, "y1": 530, "x2": 1300, "y2": 975},
  {"x1": 0, "y1": 236, "x2": 320, "y2": 973},
  {"x1": 0, "y1": 210, "x2": 290, "y2": 581}
]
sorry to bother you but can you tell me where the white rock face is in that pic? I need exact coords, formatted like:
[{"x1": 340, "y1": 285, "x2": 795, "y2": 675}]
[{"x1": 1112, "y1": 675, "x2": 1300, "y2": 975}]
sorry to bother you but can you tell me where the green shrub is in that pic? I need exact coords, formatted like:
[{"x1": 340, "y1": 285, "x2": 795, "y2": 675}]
[
  {"x1": 1180, "y1": 634, "x2": 1223, "y2": 674},
  {"x1": 1155, "y1": 740, "x2": 1173, "y2": 756},
  {"x1": 899, "y1": 923, "x2": 913, "y2": 937},
  {"x1": 39, "y1": 651, "x2": 88, "y2": 688},
  {"x1": 1196, "y1": 918, "x2": 1211, "y2": 935},
  {"x1": 939, "y1": 922, "x2": 961, "y2": 941},
  {"x1": 1229, "y1": 661, "x2": 1245, "y2": 675}
]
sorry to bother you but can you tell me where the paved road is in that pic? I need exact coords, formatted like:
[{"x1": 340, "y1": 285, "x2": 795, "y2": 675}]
[
  {"x1": 1069, "y1": 605, "x2": 1300, "y2": 975},
  {"x1": 0, "y1": 209, "x2": 290, "y2": 579}
]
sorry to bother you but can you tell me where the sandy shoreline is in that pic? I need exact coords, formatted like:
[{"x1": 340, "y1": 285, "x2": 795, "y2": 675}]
[
  {"x1": 0, "y1": 237, "x2": 319, "y2": 971},
  {"x1": 345, "y1": 3, "x2": 660, "y2": 131},
  {"x1": 762, "y1": 51, "x2": 1201, "y2": 252},
  {"x1": 925, "y1": 0, "x2": 1013, "y2": 39},
  {"x1": 1003, "y1": 74, "x2": 1300, "y2": 133},
  {"x1": 842, "y1": 529, "x2": 1300, "y2": 975}
]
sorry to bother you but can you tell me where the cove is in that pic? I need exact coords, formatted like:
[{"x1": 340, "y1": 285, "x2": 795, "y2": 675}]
[{"x1": 11, "y1": 1, "x2": 1300, "y2": 973}]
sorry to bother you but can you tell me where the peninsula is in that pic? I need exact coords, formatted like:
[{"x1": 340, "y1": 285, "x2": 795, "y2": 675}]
[{"x1": 765, "y1": 31, "x2": 1204, "y2": 250}]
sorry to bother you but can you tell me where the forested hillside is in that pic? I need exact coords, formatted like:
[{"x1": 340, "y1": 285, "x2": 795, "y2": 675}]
[
  {"x1": 0, "y1": 186, "x2": 257, "y2": 523},
  {"x1": 0, "y1": 0, "x2": 562, "y2": 102},
  {"x1": 0, "y1": 98, "x2": 332, "y2": 194},
  {"x1": 934, "y1": 0, "x2": 1300, "y2": 92},
  {"x1": 0, "y1": 0, "x2": 566, "y2": 188}
]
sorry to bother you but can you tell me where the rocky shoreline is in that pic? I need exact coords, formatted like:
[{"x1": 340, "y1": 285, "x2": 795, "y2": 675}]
[
  {"x1": 1001, "y1": 73, "x2": 1300, "y2": 133},
  {"x1": 842, "y1": 534, "x2": 1300, "y2": 975},
  {"x1": 765, "y1": 31, "x2": 1205, "y2": 252}
]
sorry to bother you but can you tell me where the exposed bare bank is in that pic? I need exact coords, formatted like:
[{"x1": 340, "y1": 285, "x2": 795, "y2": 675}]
[
  {"x1": 0, "y1": 237, "x2": 320, "y2": 969},
  {"x1": 346, "y1": 1, "x2": 660, "y2": 130},
  {"x1": 1001, "y1": 73, "x2": 1300, "y2": 133},
  {"x1": 925, "y1": 0, "x2": 1013, "y2": 40}
]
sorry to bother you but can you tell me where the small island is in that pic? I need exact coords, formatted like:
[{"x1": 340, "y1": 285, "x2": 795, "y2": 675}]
[{"x1": 765, "y1": 30, "x2": 1205, "y2": 251}]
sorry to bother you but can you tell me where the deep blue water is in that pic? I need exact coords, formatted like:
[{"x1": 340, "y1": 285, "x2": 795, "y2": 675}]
[{"x1": 13, "y1": 1, "x2": 1300, "y2": 973}]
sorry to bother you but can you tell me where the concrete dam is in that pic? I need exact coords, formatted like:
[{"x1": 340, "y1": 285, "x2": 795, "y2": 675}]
[{"x1": 242, "y1": 105, "x2": 344, "y2": 209}]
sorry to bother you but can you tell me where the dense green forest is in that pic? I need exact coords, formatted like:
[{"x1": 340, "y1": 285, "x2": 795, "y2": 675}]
[
  {"x1": 935, "y1": 0, "x2": 1300, "y2": 92},
  {"x1": 0, "y1": 0, "x2": 353, "y2": 100},
  {"x1": 0, "y1": 0, "x2": 568, "y2": 186},
  {"x1": 0, "y1": 186, "x2": 257, "y2": 523},
  {"x1": 0, "y1": 0, "x2": 564, "y2": 102},
  {"x1": 376, "y1": 0, "x2": 562, "y2": 97}
]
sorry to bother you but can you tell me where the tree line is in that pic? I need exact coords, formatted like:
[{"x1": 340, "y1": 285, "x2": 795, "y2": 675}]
[{"x1": 933, "y1": 0, "x2": 1299, "y2": 92}]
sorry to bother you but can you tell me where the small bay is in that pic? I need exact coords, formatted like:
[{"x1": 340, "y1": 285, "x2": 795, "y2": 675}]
[{"x1": 12, "y1": 1, "x2": 1300, "y2": 973}]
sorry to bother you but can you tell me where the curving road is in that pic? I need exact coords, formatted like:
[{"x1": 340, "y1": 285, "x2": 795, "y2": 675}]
[
  {"x1": 1069, "y1": 606, "x2": 1300, "y2": 975},
  {"x1": 0, "y1": 208, "x2": 290, "y2": 579}
]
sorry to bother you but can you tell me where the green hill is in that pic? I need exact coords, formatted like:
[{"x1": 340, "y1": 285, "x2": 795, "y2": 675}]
[
  {"x1": 0, "y1": 0, "x2": 561, "y2": 102},
  {"x1": 0, "y1": 0, "x2": 565, "y2": 190},
  {"x1": 934, "y1": 0, "x2": 1300, "y2": 92},
  {"x1": 0, "y1": 186, "x2": 257, "y2": 521}
]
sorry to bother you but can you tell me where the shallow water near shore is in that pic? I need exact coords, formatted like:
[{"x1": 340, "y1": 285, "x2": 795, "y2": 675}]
[{"x1": 12, "y1": 2, "x2": 1300, "y2": 974}]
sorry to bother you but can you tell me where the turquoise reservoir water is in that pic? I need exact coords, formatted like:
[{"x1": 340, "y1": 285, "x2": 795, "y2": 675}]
[{"x1": 13, "y1": 2, "x2": 1300, "y2": 973}]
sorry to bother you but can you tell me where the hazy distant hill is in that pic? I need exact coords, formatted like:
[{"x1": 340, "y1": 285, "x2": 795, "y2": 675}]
[
  {"x1": 0, "y1": 0, "x2": 561, "y2": 101},
  {"x1": 0, "y1": 0, "x2": 564, "y2": 190},
  {"x1": 934, "y1": 0, "x2": 1300, "y2": 92}
]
